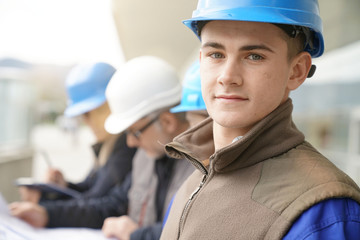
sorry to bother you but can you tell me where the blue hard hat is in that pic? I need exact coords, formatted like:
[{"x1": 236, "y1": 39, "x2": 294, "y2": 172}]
[
  {"x1": 183, "y1": 0, "x2": 324, "y2": 58},
  {"x1": 64, "y1": 62, "x2": 116, "y2": 117},
  {"x1": 171, "y1": 60, "x2": 206, "y2": 113}
]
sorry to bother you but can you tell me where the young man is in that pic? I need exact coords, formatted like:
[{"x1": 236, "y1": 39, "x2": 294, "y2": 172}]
[{"x1": 161, "y1": 1, "x2": 360, "y2": 239}]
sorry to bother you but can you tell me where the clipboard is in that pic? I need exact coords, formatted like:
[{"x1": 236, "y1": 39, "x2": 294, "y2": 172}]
[{"x1": 14, "y1": 178, "x2": 81, "y2": 199}]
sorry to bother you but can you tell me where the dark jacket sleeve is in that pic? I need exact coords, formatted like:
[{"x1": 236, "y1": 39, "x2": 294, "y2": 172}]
[
  {"x1": 130, "y1": 222, "x2": 163, "y2": 240},
  {"x1": 68, "y1": 134, "x2": 136, "y2": 198},
  {"x1": 42, "y1": 172, "x2": 132, "y2": 229}
]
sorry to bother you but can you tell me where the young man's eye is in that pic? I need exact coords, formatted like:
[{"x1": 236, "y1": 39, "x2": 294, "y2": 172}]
[
  {"x1": 248, "y1": 54, "x2": 263, "y2": 60},
  {"x1": 210, "y1": 52, "x2": 224, "y2": 59}
]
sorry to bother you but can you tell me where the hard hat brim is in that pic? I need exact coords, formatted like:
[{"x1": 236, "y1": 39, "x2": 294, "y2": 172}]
[
  {"x1": 170, "y1": 105, "x2": 206, "y2": 113},
  {"x1": 64, "y1": 95, "x2": 106, "y2": 117},
  {"x1": 105, "y1": 112, "x2": 142, "y2": 135},
  {"x1": 105, "y1": 85, "x2": 182, "y2": 134}
]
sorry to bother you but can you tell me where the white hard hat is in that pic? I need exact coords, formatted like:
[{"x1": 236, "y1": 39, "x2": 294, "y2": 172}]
[{"x1": 105, "y1": 56, "x2": 182, "y2": 134}]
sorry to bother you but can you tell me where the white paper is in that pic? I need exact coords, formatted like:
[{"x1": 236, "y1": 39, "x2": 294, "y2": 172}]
[
  {"x1": 0, "y1": 194, "x2": 10, "y2": 215},
  {"x1": 0, "y1": 192, "x2": 115, "y2": 240}
]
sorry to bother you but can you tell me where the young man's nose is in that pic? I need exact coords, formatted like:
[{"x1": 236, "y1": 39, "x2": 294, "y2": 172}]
[{"x1": 217, "y1": 60, "x2": 243, "y2": 86}]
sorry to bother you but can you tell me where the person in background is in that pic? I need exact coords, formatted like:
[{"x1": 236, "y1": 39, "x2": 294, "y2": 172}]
[
  {"x1": 170, "y1": 60, "x2": 208, "y2": 127},
  {"x1": 162, "y1": 60, "x2": 208, "y2": 227},
  {"x1": 10, "y1": 62, "x2": 137, "y2": 226},
  {"x1": 10, "y1": 57, "x2": 194, "y2": 240},
  {"x1": 44, "y1": 62, "x2": 136, "y2": 199},
  {"x1": 160, "y1": 0, "x2": 360, "y2": 239},
  {"x1": 101, "y1": 60, "x2": 208, "y2": 240},
  {"x1": 101, "y1": 55, "x2": 194, "y2": 240}
]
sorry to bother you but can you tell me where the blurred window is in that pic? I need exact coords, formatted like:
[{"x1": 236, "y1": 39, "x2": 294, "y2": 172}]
[{"x1": 0, "y1": 68, "x2": 35, "y2": 150}]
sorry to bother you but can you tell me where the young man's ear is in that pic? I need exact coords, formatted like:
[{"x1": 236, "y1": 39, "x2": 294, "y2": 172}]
[{"x1": 287, "y1": 52, "x2": 312, "y2": 90}]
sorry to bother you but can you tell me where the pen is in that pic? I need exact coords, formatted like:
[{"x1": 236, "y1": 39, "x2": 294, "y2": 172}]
[{"x1": 40, "y1": 150, "x2": 52, "y2": 168}]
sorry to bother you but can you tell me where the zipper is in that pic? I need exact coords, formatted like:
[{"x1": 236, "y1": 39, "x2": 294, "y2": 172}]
[
  {"x1": 177, "y1": 174, "x2": 208, "y2": 239},
  {"x1": 187, "y1": 155, "x2": 208, "y2": 176}
]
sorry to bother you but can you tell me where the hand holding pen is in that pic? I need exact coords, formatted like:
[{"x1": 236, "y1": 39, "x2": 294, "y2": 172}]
[{"x1": 40, "y1": 150, "x2": 68, "y2": 188}]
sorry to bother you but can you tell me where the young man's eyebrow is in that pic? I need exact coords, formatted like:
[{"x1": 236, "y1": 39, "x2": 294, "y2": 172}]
[
  {"x1": 239, "y1": 44, "x2": 274, "y2": 53},
  {"x1": 201, "y1": 42, "x2": 275, "y2": 53},
  {"x1": 201, "y1": 42, "x2": 225, "y2": 50}
]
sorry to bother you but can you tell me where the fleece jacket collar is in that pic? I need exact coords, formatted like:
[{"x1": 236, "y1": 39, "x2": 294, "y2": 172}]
[{"x1": 165, "y1": 98, "x2": 305, "y2": 173}]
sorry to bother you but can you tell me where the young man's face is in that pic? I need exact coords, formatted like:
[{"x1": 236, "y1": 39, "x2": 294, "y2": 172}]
[{"x1": 200, "y1": 20, "x2": 297, "y2": 136}]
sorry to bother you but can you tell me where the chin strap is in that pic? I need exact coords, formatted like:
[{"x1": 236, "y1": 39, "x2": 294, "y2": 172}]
[{"x1": 307, "y1": 64, "x2": 316, "y2": 78}]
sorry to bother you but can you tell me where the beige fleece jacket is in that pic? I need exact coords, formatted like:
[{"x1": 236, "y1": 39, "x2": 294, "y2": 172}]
[{"x1": 160, "y1": 99, "x2": 360, "y2": 240}]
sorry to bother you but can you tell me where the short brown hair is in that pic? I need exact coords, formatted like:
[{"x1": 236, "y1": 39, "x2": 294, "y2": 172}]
[{"x1": 273, "y1": 24, "x2": 310, "y2": 60}]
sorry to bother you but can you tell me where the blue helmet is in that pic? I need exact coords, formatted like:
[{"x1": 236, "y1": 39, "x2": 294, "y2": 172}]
[
  {"x1": 64, "y1": 62, "x2": 116, "y2": 117},
  {"x1": 183, "y1": 0, "x2": 324, "y2": 58},
  {"x1": 171, "y1": 60, "x2": 206, "y2": 113}
]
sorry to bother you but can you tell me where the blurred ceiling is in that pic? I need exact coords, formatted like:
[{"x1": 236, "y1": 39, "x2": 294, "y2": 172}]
[
  {"x1": 111, "y1": 0, "x2": 360, "y2": 75},
  {"x1": 111, "y1": 0, "x2": 200, "y2": 74},
  {"x1": 319, "y1": 0, "x2": 360, "y2": 52}
]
